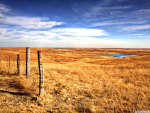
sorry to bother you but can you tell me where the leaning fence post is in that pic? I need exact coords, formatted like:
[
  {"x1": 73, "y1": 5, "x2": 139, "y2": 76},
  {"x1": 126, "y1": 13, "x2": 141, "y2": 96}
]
[
  {"x1": 37, "y1": 51, "x2": 44, "y2": 96},
  {"x1": 17, "y1": 54, "x2": 20, "y2": 76},
  {"x1": 26, "y1": 47, "x2": 30, "y2": 79}
]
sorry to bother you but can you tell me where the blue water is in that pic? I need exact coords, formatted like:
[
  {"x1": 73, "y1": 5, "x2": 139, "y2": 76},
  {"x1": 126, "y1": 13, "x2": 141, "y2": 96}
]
[{"x1": 97, "y1": 54, "x2": 137, "y2": 58}]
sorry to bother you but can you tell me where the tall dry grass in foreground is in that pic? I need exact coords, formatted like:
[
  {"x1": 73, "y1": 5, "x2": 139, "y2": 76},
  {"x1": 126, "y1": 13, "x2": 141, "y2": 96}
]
[{"x1": 0, "y1": 48, "x2": 150, "y2": 113}]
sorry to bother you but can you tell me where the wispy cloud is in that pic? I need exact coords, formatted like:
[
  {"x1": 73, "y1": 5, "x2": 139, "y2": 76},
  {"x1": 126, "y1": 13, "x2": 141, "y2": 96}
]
[
  {"x1": 83, "y1": 2, "x2": 132, "y2": 18},
  {"x1": 87, "y1": 5, "x2": 150, "y2": 33},
  {"x1": 0, "y1": 27, "x2": 108, "y2": 41},
  {"x1": 136, "y1": 9, "x2": 150, "y2": 13},
  {"x1": 0, "y1": 28, "x2": 6, "y2": 35},
  {"x1": 131, "y1": 33, "x2": 150, "y2": 39},
  {"x1": 122, "y1": 25, "x2": 150, "y2": 31},
  {"x1": 0, "y1": 1, "x2": 150, "y2": 48},
  {"x1": 0, "y1": 27, "x2": 111, "y2": 47},
  {"x1": 0, "y1": 16, "x2": 63, "y2": 29},
  {"x1": 131, "y1": 33, "x2": 146, "y2": 36},
  {"x1": 0, "y1": 3, "x2": 108, "y2": 44},
  {"x1": 78, "y1": 0, "x2": 150, "y2": 33},
  {"x1": 0, "y1": 3, "x2": 63, "y2": 29},
  {"x1": 0, "y1": 3, "x2": 10, "y2": 13},
  {"x1": 91, "y1": 21, "x2": 146, "y2": 27},
  {"x1": 51, "y1": 28, "x2": 108, "y2": 37}
]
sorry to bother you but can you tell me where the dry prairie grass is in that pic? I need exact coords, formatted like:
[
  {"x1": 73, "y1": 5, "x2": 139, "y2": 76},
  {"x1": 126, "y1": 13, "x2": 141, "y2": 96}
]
[{"x1": 0, "y1": 48, "x2": 150, "y2": 113}]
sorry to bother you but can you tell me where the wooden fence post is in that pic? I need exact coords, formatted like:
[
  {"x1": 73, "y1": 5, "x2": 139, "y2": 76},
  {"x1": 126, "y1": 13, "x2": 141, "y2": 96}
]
[
  {"x1": 26, "y1": 47, "x2": 30, "y2": 79},
  {"x1": 17, "y1": 54, "x2": 20, "y2": 76},
  {"x1": 37, "y1": 51, "x2": 44, "y2": 96}
]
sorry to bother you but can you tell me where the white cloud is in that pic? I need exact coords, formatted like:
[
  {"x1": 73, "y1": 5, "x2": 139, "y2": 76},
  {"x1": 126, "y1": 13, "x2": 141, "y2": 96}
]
[
  {"x1": 91, "y1": 21, "x2": 146, "y2": 27},
  {"x1": 1, "y1": 32, "x2": 149, "y2": 48},
  {"x1": 51, "y1": 28, "x2": 108, "y2": 37},
  {"x1": 0, "y1": 28, "x2": 108, "y2": 42},
  {"x1": 0, "y1": 28, "x2": 6, "y2": 35},
  {"x1": 0, "y1": 3, "x2": 150, "y2": 48},
  {"x1": 56, "y1": 37, "x2": 130, "y2": 48},
  {"x1": 136, "y1": 9, "x2": 150, "y2": 13},
  {"x1": 0, "y1": 3, "x2": 63, "y2": 29},
  {"x1": 0, "y1": 3, "x2": 108, "y2": 44},
  {"x1": 131, "y1": 33, "x2": 145, "y2": 36},
  {"x1": 0, "y1": 3, "x2": 10, "y2": 13},
  {"x1": 0, "y1": 27, "x2": 150, "y2": 48},
  {"x1": 83, "y1": 3, "x2": 132, "y2": 18},
  {"x1": 0, "y1": 16, "x2": 63, "y2": 29},
  {"x1": 122, "y1": 25, "x2": 150, "y2": 31}
]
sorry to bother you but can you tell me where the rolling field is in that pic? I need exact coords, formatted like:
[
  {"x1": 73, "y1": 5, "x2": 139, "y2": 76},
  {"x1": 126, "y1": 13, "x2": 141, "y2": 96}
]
[{"x1": 0, "y1": 48, "x2": 150, "y2": 113}]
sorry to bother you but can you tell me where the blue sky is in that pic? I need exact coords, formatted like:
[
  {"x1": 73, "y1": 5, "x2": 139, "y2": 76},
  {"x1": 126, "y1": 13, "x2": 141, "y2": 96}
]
[{"x1": 0, "y1": 0, "x2": 150, "y2": 48}]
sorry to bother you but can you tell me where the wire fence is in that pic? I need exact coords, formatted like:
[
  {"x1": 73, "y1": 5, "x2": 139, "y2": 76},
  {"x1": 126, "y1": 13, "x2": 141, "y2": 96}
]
[
  {"x1": 0, "y1": 52, "x2": 18, "y2": 75},
  {"x1": 0, "y1": 48, "x2": 44, "y2": 96}
]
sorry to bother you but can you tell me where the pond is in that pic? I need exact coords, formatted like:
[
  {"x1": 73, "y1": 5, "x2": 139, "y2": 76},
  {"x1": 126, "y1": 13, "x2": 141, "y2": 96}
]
[{"x1": 97, "y1": 54, "x2": 138, "y2": 58}]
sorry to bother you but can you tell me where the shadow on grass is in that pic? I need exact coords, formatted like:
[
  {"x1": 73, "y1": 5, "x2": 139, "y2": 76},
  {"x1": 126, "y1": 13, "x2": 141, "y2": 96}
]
[
  {"x1": 0, "y1": 70, "x2": 18, "y2": 76},
  {"x1": 0, "y1": 71, "x2": 31, "y2": 96},
  {"x1": 0, "y1": 89, "x2": 29, "y2": 96},
  {"x1": 8, "y1": 78, "x2": 32, "y2": 96}
]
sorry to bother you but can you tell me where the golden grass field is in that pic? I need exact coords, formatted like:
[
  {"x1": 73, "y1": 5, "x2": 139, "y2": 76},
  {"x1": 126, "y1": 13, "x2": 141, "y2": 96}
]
[{"x1": 0, "y1": 48, "x2": 150, "y2": 113}]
